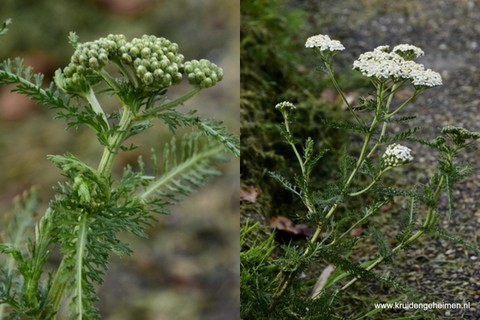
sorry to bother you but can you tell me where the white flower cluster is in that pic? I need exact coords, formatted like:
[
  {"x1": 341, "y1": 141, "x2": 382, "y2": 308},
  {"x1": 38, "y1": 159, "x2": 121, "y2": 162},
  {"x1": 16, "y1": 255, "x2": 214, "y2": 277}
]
[
  {"x1": 305, "y1": 34, "x2": 345, "y2": 52},
  {"x1": 410, "y1": 68, "x2": 443, "y2": 87},
  {"x1": 353, "y1": 45, "x2": 442, "y2": 87},
  {"x1": 275, "y1": 101, "x2": 296, "y2": 111},
  {"x1": 382, "y1": 144, "x2": 413, "y2": 167},
  {"x1": 392, "y1": 44, "x2": 424, "y2": 59}
]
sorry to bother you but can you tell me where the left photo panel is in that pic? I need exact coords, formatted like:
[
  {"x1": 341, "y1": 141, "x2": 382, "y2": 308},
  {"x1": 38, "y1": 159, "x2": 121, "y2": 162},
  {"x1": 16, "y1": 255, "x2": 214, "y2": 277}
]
[{"x1": 0, "y1": 0, "x2": 239, "y2": 319}]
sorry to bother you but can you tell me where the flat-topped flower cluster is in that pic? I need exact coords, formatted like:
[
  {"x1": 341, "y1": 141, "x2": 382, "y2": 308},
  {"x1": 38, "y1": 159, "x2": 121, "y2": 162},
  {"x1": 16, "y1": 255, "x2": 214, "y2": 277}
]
[
  {"x1": 305, "y1": 34, "x2": 345, "y2": 52},
  {"x1": 305, "y1": 34, "x2": 442, "y2": 88},
  {"x1": 382, "y1": 144, "x2": 413, "y2": 167},
  {"x1": 353, "y1": 45, "x2": 441, "y2": 87}
]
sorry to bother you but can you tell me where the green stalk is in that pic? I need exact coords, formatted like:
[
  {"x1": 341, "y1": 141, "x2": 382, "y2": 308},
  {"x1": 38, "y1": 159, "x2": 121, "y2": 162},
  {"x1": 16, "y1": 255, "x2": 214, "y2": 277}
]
[
  {"x1": 74, "y1": 214, "x2": 88, "y2": 320},
  {"x1": 344, "y1": 82, "x2": 385, "y2": 188},
  {"x1": 47, "y1": 105, "x2": 135, "y2": 317},
  {"x1": 283, "y1": 115, "x2": 306, "y2": 177},
  {"x1": 338, "y1": 175, "x2": 445, "y2": 291},
  {"x1": 366, "y1": 82, "x2": 397, "y2": 158},
  {"x1": 332, "y1": 200, "x2": 388, "y2": 246},
  {"x1": 386, "y1": 91, "x2": 418, "y2": 119},
  {"x1": 348, "y1": 167, "x2": 392, "y2": 197},
  {"x1": 140, "y1": 87, "x2": 201, "y2": 119},
  {"x1": 272, "y1": 81, "x2": 389, "y2": 302},
  {"x1": 324, "y1": 62, "x2": 363, "y2": 125},
  {"x1": 97, "y1": 107, "x2": 134, "y2": 177}
]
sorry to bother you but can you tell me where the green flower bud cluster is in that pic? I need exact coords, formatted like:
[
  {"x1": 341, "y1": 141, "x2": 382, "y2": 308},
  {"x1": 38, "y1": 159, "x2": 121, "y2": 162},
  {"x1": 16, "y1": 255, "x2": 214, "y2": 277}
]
[
  {"x1": 118, "y1": 35, "x2": 184, "y2": 88},
  {"x1": 441, "y1": 126, "x2": 480, "y2": 146},
  {"x1": 59, "y1": 34, "x2": 223, "y2": 95},
  {"x1": 60, "y1": 34, "x2": 186, "y2": 92},
  {"x1": 184, "y1": 59, "x2": 223, "y2": 88},
  {"x1": 60, "y1": 34, "x2": 126, "y2": 92}
]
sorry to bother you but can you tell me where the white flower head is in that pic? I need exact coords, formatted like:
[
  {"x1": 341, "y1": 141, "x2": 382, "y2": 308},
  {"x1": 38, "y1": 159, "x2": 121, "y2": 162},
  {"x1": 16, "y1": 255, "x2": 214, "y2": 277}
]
[
  {"x1": 393, "y1": 44, "x2": 424, "y2": 60},
  {"x1": 410, "y1": 68, "x2": 443, "y2": 87},
  {"x1": 353, "y1": 49, "x2": 405, "y2": 79},
  {"x1": 382, "y1": 144, "x2": 413, "y2": 167},
  {"x1": 305, "y1": 34, "x2": 345, "y2": 52},
  {"x1": 353, "y1": 45, "x2": 442, "y2": 87},
  {"x1": 275, "y1": 101, "x2": 296, "y2": 111}
]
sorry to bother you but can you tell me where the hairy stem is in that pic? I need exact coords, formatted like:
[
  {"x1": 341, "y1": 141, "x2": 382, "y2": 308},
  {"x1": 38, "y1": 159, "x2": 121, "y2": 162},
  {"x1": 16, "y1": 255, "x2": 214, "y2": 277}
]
[{"x1": 97, "y1": 107, "x2": 134, "y2": 176}]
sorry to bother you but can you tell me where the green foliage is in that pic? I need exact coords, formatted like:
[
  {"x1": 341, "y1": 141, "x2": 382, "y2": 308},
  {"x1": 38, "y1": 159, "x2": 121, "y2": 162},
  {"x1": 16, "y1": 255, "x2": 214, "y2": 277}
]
[
  {"x1": 240, "y1": 221, "x2": 278, "y2": 319},
  {"x1": 0, "y1": 21, "x2": 237, "y2": 319}
]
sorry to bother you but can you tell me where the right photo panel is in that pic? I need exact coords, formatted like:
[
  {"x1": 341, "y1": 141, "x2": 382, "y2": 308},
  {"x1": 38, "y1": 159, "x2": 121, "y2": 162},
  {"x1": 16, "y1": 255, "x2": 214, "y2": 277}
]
[{"x1": 240, "y1": 0, "x2": 480, "y2": 319}]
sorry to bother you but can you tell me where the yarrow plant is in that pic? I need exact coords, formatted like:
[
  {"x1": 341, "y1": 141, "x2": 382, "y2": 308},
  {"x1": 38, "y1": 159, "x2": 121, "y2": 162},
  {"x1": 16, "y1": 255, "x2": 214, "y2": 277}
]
[
  {"x1": 0, "y1": 20, "x2": 238, "y2": 319},
  {"x1": 241, "y1": 32, "x2": 480, "y2": 319}
]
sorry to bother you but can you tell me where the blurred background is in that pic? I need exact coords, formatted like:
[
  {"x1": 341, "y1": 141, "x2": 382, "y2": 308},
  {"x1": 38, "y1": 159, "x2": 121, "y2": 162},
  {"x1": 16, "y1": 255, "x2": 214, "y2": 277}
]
[{"x1": 0, "y1": 0, "x2": 239, "y2": 319}]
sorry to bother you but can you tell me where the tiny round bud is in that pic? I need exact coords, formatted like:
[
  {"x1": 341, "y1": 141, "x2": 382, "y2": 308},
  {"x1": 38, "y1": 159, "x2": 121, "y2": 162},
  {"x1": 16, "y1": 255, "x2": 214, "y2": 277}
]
[
  {"x1": 130, "y1": 46, "x2": 139, "y2": 57},
  {"x1": 153, "y1": 69, "x2": 164, "y2": 78},
  {"x1": 122, "y1": 53, "x2": 132, "y2": 63},
  {"x1": 163, "y1": 73, "x2": 172, "y2": 85},
  {"x1": 166, "y1": 52, "x2": 175, "y2": 61},
  {"x1": 173, "y1": 72, "x2": 183, "y2": 82},
  {"x1": 141, "y1": 47, "x2": 151, "y2": 58},
  {"x1": 143, "y1": 72, "x2": 154, "y2": 85},
  {"x1": 136, "y1": 65, "x2": 147, "y2": 76},
  {"x1": 98, "y1": 53, "x2": 108, "y2": 65},
  {"x1": 89, "y1": 57, "x2": 99, "y2": 69},
  {"x1": 78, "y1": 54, "x2": 88, "y2": 64},
  {"x1": 159, "y1": 59, "x2": 169, "y2": 69},
  {"x1": 133, "y1": 58, "x2": 142, "y2": 67}
]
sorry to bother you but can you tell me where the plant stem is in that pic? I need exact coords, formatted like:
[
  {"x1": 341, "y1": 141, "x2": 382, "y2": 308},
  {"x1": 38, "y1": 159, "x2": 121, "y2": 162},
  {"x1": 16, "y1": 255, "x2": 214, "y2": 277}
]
[
  {"x1": 140, "y1": 87, "x2": 201, "y2": 119},
  {"x1": 344, "y1": 82, "x2": 385, "y2": 188},
  {"x1": 366, "y1": 82, "x2": 397, "y2": 158},
  {"x1": 348, "y1": 167, "x2": 391, "y2": 197},
  {"x1": 97, "y1": 107, "x2": 134, "y2": 176},
  {"x1": 272, "y1": 81, "x2": 388, "y2": 302},
  {"x1": 339, "y1": 175, "x2": 445, "y2": 291},
  {"x1": 386, "y1": 91, "x2": 418, "y2": 119},
  {"x1": 47, "y1": 104, "x2": 135, "y2": 316},
  {"x1": 324, "y1": 62, "x2": 363, "y2": 125},
  {"x1": 283, "y1": 116, "x2": 306, "y2": 176},
  {"x1": 74, "y1": 214, "x2": 88, "y2": 320}
]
